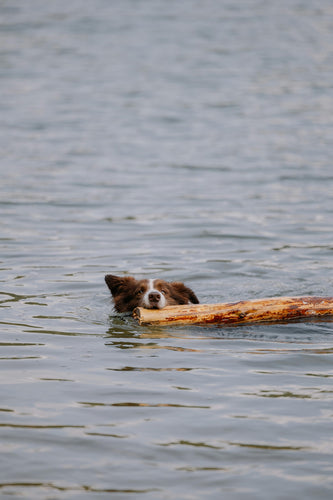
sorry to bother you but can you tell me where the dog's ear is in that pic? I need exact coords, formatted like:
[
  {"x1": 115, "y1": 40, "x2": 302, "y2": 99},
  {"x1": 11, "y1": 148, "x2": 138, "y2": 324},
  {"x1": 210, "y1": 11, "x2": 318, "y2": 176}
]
[
  {"x1": 104, "y1": 275, "x2": 136, "y2": 296},
  {"x1": 171, "y1": 282, "x2": 199, "y2": 304}
]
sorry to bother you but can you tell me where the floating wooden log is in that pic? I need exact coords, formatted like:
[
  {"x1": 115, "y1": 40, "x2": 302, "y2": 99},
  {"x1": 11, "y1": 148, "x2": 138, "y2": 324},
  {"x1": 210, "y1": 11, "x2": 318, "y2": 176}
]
[{"x1": 133, "y1": 296, "x2": 333, "y2": 326}]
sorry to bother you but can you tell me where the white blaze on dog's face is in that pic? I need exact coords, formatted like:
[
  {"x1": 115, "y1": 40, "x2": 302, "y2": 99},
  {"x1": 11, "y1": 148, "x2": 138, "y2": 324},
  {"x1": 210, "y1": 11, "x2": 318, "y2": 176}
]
[
  {"x1": 142, "y1": 279, "x2": 167, "y2": 309},
  {"x1": 105, "y1": 275, "x2": 199, "y2": 313}
]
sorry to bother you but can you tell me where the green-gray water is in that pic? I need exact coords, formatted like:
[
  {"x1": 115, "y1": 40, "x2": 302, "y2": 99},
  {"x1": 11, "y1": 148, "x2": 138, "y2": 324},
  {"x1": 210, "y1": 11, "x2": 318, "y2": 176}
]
[{"x1": 1, "y1": 1, "x2": 332, "y2": 498}]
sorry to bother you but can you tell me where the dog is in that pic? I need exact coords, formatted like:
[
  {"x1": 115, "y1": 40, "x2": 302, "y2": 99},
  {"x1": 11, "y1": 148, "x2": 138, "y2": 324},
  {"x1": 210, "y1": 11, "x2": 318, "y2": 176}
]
[{"x1": 105, "y1": 274, "x2": 199, "y2": 313}]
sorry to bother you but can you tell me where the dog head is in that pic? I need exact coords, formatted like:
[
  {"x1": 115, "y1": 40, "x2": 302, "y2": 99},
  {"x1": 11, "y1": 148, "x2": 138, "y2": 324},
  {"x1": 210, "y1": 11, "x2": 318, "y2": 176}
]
[{"x1": 105, "y1": 275, "x2": 199, "y2": 313}]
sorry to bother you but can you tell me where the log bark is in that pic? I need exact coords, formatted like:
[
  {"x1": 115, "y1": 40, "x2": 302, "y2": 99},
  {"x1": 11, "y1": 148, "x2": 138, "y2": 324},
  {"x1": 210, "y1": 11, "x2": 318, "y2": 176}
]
[{"x1": 133, "y1": 296, "x2": 333, "y2": 326}]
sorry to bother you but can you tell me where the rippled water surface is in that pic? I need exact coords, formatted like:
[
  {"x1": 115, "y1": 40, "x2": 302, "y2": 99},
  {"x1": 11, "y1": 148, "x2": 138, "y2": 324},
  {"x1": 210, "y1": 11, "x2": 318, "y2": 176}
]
[{"x1": 1, "y1": 1, "x2": 333, "y2": 499}]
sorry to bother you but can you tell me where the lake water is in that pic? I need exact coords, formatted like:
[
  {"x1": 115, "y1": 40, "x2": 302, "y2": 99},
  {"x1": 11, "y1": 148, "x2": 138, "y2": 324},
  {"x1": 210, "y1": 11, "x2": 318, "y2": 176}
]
[{"x1": 1, "y1": 1, "x2": 333, "y2": 498}]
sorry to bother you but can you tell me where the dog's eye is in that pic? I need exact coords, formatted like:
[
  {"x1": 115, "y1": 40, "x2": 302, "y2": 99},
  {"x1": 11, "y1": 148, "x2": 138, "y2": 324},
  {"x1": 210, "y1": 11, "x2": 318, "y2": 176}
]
[
  {"x1": 136, "y1": 289, "x2": 144, "y2": 295},
  {"x1": 161, "y1": 289, "x2": 167, "y2": 295}
]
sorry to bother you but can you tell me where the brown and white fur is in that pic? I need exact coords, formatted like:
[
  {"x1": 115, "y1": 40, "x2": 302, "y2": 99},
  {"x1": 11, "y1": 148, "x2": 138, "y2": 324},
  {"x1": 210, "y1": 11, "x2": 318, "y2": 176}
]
[{"x1": 105, "y1": 275, "x2": 199, "y2": 313}]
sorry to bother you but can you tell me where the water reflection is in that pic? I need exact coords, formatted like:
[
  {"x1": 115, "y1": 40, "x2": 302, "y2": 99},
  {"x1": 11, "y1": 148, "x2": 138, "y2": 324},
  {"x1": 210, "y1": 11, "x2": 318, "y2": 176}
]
[
  {"x1": 85, "y1": 431, "x2": 129, "y2": 438},
  {"x1": 79, "y1": 402, "x2": 210, "y2": 409},
  {"x1": 0, "y1": 423, "x2": 84, "y2": 429},
  {"x1": 107, "y1": 366, "x2": 195, "y2": 372},
  {"x1": 0, "y1": 483, "x2": 158, "y2": 495},
  {"x1": 1, "y1": 0, "x2": 333, "y2": 498},
  {"x1": 159, "y1": 440, "x2": 222, "y2": 450}
]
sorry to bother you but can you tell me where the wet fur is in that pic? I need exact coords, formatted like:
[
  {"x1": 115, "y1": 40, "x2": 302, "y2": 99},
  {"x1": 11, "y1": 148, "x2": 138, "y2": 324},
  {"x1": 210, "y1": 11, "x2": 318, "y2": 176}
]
[{"x1": 105, "y1": 275, "x2": 199, "y2": 313}]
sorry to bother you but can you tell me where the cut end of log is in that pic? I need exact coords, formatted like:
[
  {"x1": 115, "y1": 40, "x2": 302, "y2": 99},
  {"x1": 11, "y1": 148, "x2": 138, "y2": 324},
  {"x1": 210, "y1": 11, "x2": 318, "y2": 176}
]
[{"x1": 133, "y1": 297, "x2": 333, "y2": 326}]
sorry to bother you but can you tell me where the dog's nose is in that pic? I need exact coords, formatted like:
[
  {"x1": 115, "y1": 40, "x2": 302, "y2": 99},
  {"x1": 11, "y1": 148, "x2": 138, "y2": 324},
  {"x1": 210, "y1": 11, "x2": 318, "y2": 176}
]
[{"x1": 149, "y1": 292, "x2": 161, "y2": 303}]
